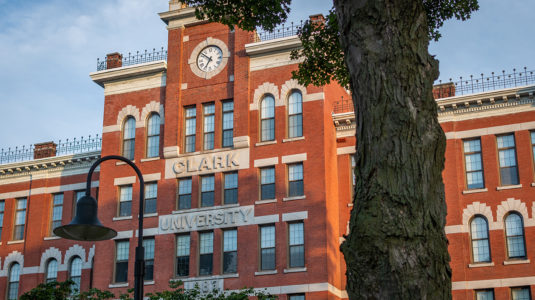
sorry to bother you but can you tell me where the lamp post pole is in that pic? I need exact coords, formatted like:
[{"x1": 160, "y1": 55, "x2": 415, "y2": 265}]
[{"x1": 54, "y1": 155, "x2": 145, "y2": 300}]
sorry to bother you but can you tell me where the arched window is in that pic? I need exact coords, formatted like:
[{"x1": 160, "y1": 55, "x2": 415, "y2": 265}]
[
  {"x1": 288, "y1": 90, "x2": 303, "y2": 138},
  {"x1": 7, "y1": 262, "x2": 20, "y2": 300},
  {"x1": 260, "y1": 95, "x2": 275, "y2": 142},
  {"x1": 122, "y1": 116, "x2": 136, "y2": 160},
  {"x1": 70, "y1": 256, "x2": 82, "y2": 293},
  {"x1": 146, "y1": 113, "x2": 160, "y2": 158},
  {"x1": 46, "y1": 258, "x2": 58, "y2": 283},
  {"x1": 505, "y1": 212, "x2": 526, "y2": 259},
  {"x1": 470, "y1": 216, "x2": 491, "y2": 263}
]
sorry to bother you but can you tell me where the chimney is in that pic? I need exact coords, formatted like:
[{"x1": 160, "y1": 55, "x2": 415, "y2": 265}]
[
  {"x1": 34, "y1": 142, "x2": 57, "y2": 160},
  {"x1": 309, "y1": 14, "x2": 325, "y2": 25},
  {"x1": 433, "y1": 82, "x2": 456, "y2": 99},
  {"x1": 106, "y1": 52, "x2": 123, "y2": 70}
]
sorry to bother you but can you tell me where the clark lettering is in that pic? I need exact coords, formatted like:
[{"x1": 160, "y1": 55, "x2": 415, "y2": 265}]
[{"x1": 173, "y1": 153, "x2": 239, "y2": 174}]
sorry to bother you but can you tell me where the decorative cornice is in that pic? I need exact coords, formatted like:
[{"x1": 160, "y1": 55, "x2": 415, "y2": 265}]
[
  {"x1": 245, "y1": 35, "x2": 301, "y2": 56},
  {"x1": 90, "y1": 61, "x2": 167, "y2": 88},
  {"x1": 437, "y1": 85, "x2": 535, "y2": 122},
  {"x1": 0, "y1": 151, "x2": 100, "y2": 179},
  {"x1": 159, "y1": 7, "x2": 207, "y2": 29}
]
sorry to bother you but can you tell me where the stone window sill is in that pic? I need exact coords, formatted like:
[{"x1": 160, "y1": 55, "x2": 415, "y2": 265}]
[
  {"x1": 113, "y1": 216, "x2": 133, "y2": 221},
  {"x1": 256, "y1": 199, "x2": 277, "y2": 205},
  {"x1": 255, "y1": 270, "x2": 277, "y2": 276},
  {"x1": 503, "y1": 259, "x2": 530, "y2": 265},
  {"x1": 116, "y1": 161, "x2": 134, "y2": 166},
  {"x1": 174, "y1": 273, "x2": 239, "y2": 282},
  {"x1": 283, "y1": 195, "x2": 306, "y2": 201},
  {"x1": 462, "y1": 188, "x2": 488, "y2": 194},
  {"x1": 109, "y1": 283, "x2": 129, "y2": 288},
  {"x1": 468, "y1": 262, "x2": 494, "y2": 268},
  {"x1": 144, "y1": 281, "x2": 155, "y2": 285},
  {"x1": 497, "y1": 184, "x2": 522, "y2": 191},
  {"x1": 255, "y1": 140, "x2": 277, "y2": 147},
  {"x1": 282, "y1": 136, "x2": 305, "y2": 143},
  {"x1": 141, "y1": 157, "x2": 160, "y2": 162},
  {"x1": 532, "y1": 182, "x2": 535, "y2": 187},
  {"x1": 7, "y1": 240, "x2": 24, "y2": 245},
  {"x1": 283, "y1": 267, "x2": 307, "y2": 273},
  {"x1": 144, "y1": 213, "x2": 158, "y2": 218},
  {"x1": 44, "y1": 236, "x2": 61, "y2": 241},
  {"x1": 347, "y1": 203, "x2": 354, "y2": 207}
]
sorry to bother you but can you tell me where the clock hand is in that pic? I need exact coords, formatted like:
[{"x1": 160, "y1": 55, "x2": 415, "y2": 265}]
[{"x1": 200, "y1": 53, "x2": 210, "y2": 60}]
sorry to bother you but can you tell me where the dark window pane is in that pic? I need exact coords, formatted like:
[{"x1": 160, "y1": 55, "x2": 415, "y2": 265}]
[
  {"x1": 144, "y1": 260, "x2": 154, "y2": 281},
  {"x1": 179, "y1": 195, "x2": 191, "y2": 209},
  {"x1": 123, "y1": 139, "x2": 135, "y2": 160},
  {"x1": 500, "y1": 167, "x2": 519, "y2": 186},
  {"x1": 185, "y1": 136, "x2": 195, "y2": 153},
  {"x1": 261, "y1": 184, "x2": 275, "y2": 200},
  {"x1": 224, "y1": 189, "x2": 238, "y2": 204},
  {"x1": 289, "y1": 245, "x2": 305, "y2": 268},
  {"x1": 145, "y1": 199, "x2": 156, "y2": 214},
  {"x1": 119, "y1": 202, "x2": 131, "y2": 216},
  {"x1": 201, "y1": 191, "x2": 214, "y2": 207},
  {"x1": 14, "y1": 225, "x2": 24, "y2": 240},
  {"x1": 289, "y1": 181, "x2": 304, "y2": 197},
  {"x1": 115, "y1": 262, "x2": 128, "y2": 283},
  {"x1": 223, "y1": 251, "x2": 237, "y2": 274},
  {"x1": 261, "y1": 248, "x2": 276, "y2": 270},
  {"x1": 176, "y1": 256, "x2": 189, "y2": 277},
  {"x1": 223, "y1": 129, "x2": 233, "y2": 147},
  {"x1": 199, "y1": 254, "x2": 213, "y2": 275}
]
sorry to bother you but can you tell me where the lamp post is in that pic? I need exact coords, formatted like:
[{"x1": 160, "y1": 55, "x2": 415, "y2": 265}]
[{"x1": 54, "y1": 155, "x2": 146, "y2": 300}]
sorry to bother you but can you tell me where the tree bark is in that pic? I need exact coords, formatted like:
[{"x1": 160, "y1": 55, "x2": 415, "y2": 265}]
[{"x1": 334, "y1": 1, "x2": 451, "y2": 299}]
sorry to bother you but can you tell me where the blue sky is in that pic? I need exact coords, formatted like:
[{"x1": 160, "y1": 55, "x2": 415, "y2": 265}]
[{"x1": 1, "y1": 0, "x2": 534, "y2": 148}]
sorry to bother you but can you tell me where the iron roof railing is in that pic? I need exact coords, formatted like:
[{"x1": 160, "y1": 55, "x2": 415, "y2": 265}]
[{"x1": 97, "y1": 48, "x2": 167, "y2": 71}]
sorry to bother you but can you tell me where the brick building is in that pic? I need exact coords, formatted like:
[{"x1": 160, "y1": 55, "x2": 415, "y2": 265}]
[{"x1": 1, "y1": 1, "x2": 535, "y2": 299}]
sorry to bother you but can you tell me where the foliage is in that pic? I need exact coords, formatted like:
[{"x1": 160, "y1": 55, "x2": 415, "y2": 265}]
[
  {"x1": 424, "y1": 0, "x2": 480, "y2": 41},
  {"x1": 290, "y1": 10, "x2": 349, "y2": 89},
  {"x1": 20, "y1": 280, "x2": 276, "y2": 300},
  {"x1": 182, "y1": 0, "x2": 291, "y2": 32}
]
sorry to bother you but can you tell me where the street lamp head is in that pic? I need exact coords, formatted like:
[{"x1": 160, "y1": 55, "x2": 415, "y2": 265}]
[{"x1": 54, "y1": 194, "x2": 117, "y2": 241}]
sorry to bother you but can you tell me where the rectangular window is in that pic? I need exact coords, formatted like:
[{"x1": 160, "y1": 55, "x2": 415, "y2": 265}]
[
  {"x1": 475, "y1": 289, "x2": 494, "y2": 300},
  {"x1": 203, "y1": 103, "x2": 215, "y2": 150},
  {"x1": 143, "y1": 238, "x2": 155, "y2": 281},
  {"x1": 222, "y1": 101, "x2": 234, "y2": 147},
  {"x1": 184, "y1": 106, "x2": 196, "y2": 153},
  {"x1": 223, "y1": 229, "x2": 237, "y2": 274},
  {"x1": 223, "y1": 172, "x2": 238, "y2": 205},
  {"x1": 511, "y1": 287, "x2": 531, "y2": 300},
  {"x1": 288, "y1": 163, "x2": 304, "y2": 197},
  {"x1": 351, "y1": 155, "x2": 356, "y2": 198},
  {"x1": 463, "y1": 139, "x2": 485, "y2": 189},
  {"x1": 178, "y1": 178, "x2": 192, "y2": 209},
  {"x1": 200, "y1": 175, "x2": 215, "y2": 207},
  {"x1": 260, "y1": 225, "x2": 276, "y2": 270},
  {"x1": 199, "y1": 232, "x2": 213, "y2": 275},
  {"x1": 176, "y1": 235, "x2": 190, "y2": 277},
  {"x1": 118, "y1": 185, "x2": 132, "y2": 217},
  {"x1": 288, "y1": 222, "x2": 304, "y2": 268},
  {"x1": 144, "y1": 183, "x2": 157, "y2": 214},
  {"x1": 260, "y1": 167, "x2": 275, "y2": 200},
  {"x1": 289, "y1": 294, "x2": 305, "y2": 300},
  {"x1": 115, "y1": 240, "x2": 129, "y2": 283},
  {"x1": 497, "y1": 134, "x2": 519, "y2": 186},
  {"x1": 531, "y1": 132, "x2": 535, "y2": 175},
  {"x1": 50, "y1": 193, "x2": 63, "y2": 236},
  {"x1": 73, "y1": 191, "x2": 85, "y2": 217},
  {"x1": 13, "y1": 198, "x2": 26, "y2": 241},
  {"x1": 0, "y1": 200, "x2": 4, "y2": 239}
]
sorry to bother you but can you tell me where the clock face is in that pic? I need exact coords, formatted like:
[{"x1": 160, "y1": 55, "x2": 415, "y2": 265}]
[{"x1": 196, "y1": 46, "x2": 223, "y2": 72}]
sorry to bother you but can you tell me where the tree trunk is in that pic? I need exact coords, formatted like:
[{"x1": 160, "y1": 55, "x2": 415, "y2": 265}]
[{"x1": 334, "y1": 1, "x2": 451, "y2": 299}]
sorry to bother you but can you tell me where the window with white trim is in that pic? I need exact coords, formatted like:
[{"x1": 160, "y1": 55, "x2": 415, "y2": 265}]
[
  {"x1": 288, "y1": 163, "x2": 304, "y2": 197},
  {"x1": 261, "y1": 95, "x2": 275, "y2": 141},
  {"x1": 463, "y1": 139, "x2": 484, "y2": 189},
  {"x1": 288, "y1": 222, "x2": 304, "y2": 268},
  {"x1": 115, "y1": 240, "x2": 129, "y2": 283},
  {"x1": 511, "y1": 287, "x2": 531, "y2": 300},
  {"x1": 203, "y1": 103, "x2": 215, "y2": 150},
  {"x1": 224, "y1": 172, "x2": 238, "y2": 205},
  {"x1": 289, "y1": 294, "x2": 305, "y2": 300},
  {"x1": 176, "y1": 234, "x2": 190, "y2": 277},
  {"x1": 184, "y1": 106, "x2": 196, "y2": 153},
  {"x1": 200, "y1": 175, "x2": 215, "y2": 207},
  {"x1": 45, "y1": 258, "x2": 58, "y2": 283},
  {"x1": 146, "y1": 113, "x2": 160, "y2": 158},
  {"x1": 73, "y1": 191, "x2": 85, "y2": 217},
  {"x1": 260, "y1": 225, "x2": 276, "y2": 271},
  {"x1": 122, "y1": 116, "x2": 136, "y2": 160},
  {"x1": 178, "y1": 178, "x2": 192, "y2": 209},
  {"x1": 223, "y1": 229, "x2": 237, "y2": 273},
  {"x1": 505, "y1": 212, "x2": 526, "y2": 259},
  {"x1": 7, "y1": 262, "x2": 20, "y2": 300},
  {"x1": 143, "y1": 238, "x2": 155, "y2": 281},
  {"x1": 260, "y1": 167, "x2": 275, "y2": 200},
  {"x1": 50, "y1": 193, "x2": 63, "y2": 236},
  {"x1": 288, "y1": 90, "x2": 303, "y2": 138},
  {"x1": 144, "y1": 182, "x2": 157, "y2": 214},
  {"x1": 199, "y1": 231, "x2": 214, "y2": 275},
  {"x1": 475, "y1": 289, "x2": 494, "y2": 300},
  {"x1": 222, "y1": 100, "x2": 234, "y2": 147},
  {"x1": 470, "y1": 216, "x2": 491, "y2": 263},
  {"x1": 118, "y1": 185, "x2": 132, "y2": 217},
  {"x1": 497, "y1": 134, "x2": 519, "y2": 186},
  {"x1": 13, "y1": 198, "x2": 26, "y2": 241},
  {"x1": 70, "y1": 256, "x2": 82, "y2": 293}
]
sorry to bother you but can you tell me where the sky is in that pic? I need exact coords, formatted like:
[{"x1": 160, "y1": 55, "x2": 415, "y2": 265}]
[{"x1": 1, "y1": 0, "x2": 534, "y2": 148}]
